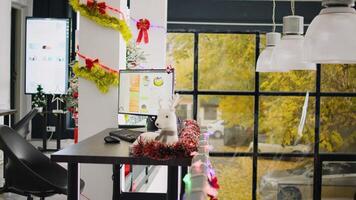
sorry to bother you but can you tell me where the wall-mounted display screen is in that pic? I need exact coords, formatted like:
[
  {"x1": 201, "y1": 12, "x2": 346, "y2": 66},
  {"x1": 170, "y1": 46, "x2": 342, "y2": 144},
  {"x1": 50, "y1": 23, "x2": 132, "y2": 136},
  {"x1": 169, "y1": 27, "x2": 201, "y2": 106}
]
[{"x1": 25, "y1": 18, "x2": 69, "y2": 94}]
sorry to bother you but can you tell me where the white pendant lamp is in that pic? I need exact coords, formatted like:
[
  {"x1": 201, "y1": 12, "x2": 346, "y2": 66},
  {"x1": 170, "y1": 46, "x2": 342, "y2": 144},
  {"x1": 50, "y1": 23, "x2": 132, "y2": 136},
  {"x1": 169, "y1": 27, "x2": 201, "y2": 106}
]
[
  {"x1": 256, "y1": 0, "x2": 285, "y2": 72},
  {"x1": 305, "y1": 0, "x2": 356, "y2": 64},
  {"x1": 256, "y1": 32, "x2": 284, "y2": 72},
  {"x1": 271, "y1": 15, "x2": 316, "y2": 71}
]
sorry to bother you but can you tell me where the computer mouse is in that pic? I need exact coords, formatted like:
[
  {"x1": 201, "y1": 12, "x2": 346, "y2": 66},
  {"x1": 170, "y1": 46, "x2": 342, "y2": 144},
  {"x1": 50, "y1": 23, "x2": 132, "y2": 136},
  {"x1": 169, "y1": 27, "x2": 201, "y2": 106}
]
[{"x1": 104, "y1": 136, "x2": 120, "y2": 144}]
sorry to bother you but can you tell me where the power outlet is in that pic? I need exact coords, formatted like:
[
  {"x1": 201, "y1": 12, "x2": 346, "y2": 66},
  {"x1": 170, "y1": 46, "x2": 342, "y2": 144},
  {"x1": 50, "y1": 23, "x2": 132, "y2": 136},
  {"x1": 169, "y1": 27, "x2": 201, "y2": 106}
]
[{"x1": 46, "y1": 126, "x2": 56, "y2": 132}]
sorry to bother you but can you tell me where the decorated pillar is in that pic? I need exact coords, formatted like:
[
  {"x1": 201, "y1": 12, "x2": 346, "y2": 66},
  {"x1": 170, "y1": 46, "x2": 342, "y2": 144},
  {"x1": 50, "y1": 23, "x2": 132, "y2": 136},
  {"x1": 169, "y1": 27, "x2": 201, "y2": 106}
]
[
  {"x1": 72, "y1": 0, "x2": 129, "y2": 198},
  {"x1": 130, "y1": 0, "x2": 167, "y2": 69},
  {"x1": 128, "y1": 0, "x2": 169, "y2": 194}
]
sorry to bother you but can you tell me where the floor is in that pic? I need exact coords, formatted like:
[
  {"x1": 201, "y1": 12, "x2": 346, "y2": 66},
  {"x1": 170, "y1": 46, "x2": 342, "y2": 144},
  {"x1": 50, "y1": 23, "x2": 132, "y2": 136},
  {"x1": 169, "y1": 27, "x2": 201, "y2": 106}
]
[{"x1": 0, "y1": 140, "x2": 72, "y2": 200}]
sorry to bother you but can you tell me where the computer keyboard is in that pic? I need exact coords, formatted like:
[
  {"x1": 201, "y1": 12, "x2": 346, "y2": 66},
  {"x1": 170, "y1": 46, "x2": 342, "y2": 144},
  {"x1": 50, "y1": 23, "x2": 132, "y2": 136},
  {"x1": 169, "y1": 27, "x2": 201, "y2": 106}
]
[{"x1": 109, "y1": 129, "x2": 144, "y2": 143}]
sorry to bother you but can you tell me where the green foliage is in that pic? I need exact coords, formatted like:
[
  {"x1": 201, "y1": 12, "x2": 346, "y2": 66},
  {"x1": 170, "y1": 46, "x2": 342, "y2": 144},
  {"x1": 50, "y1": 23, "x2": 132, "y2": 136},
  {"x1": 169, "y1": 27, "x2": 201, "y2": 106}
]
[
  {"x1": 65, "y1": 75, "x2": 78, "y2": 113},
  {"x1": 168, "y1": 33, "x2": 356, "y2": 152},
  {"x1": 127, "y1": 42, "x2": 147, "y2": 69},
  {"x1": 32, "y1": 85, "x2": 47, "y2": 108}
]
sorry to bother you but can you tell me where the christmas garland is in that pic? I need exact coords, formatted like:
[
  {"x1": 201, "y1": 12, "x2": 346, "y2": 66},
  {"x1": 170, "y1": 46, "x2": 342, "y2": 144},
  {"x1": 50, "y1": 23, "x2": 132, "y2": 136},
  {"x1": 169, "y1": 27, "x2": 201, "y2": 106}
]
[
  {"x1": 132, "y1": 120, "x2": 201, "y2": 160},
  {"x1": 65, "y1": 75, "x2": 78, "y2": 113},
  {"x1": 69, "y1": 0, "x2": 132, "y2": 43},
  {"x1": 72, "y1": 53, "x2": 119, "y2": 93}
]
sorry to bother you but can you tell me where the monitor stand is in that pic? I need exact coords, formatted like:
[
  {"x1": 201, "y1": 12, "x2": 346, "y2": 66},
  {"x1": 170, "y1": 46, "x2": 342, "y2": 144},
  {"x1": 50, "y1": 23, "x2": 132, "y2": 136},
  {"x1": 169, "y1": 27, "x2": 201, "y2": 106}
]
[{"x1": 146, "y1": 116, "x2": 158, "y2": 132}]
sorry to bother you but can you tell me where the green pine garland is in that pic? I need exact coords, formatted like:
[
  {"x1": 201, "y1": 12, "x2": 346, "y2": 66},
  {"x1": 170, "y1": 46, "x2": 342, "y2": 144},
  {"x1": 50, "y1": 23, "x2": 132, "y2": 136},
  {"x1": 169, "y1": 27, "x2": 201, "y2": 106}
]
[
  {"x1": 69, "y1": 0, "x2": 132, "y2": 43},
  {"x1": 72, "y1": 62, "x2": 119, "y2": 93}
]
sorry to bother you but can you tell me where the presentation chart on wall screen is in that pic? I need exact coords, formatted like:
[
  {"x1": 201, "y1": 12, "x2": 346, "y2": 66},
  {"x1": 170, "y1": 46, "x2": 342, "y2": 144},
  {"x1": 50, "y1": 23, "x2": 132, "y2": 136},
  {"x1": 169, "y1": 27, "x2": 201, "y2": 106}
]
[
  {"x1": 25, "y1": 18, "x2": 69, "y2": 94},
  {"x1": 119, "y1": 72, "x2": 173, "y2": 115}
]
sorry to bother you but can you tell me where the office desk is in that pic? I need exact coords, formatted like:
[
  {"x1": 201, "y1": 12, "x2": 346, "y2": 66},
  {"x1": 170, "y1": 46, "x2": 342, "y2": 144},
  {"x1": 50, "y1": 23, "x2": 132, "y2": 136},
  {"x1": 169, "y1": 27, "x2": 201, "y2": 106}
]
[{"x1": 51, "y1": 128, "x2": 192, "y2": 200}]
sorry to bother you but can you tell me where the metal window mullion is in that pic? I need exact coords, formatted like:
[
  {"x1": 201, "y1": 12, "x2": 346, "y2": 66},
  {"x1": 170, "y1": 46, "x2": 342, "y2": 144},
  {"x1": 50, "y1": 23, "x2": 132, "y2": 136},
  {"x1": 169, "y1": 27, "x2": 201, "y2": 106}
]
[
  {"x1": 252, "y1": 33, "x2": 260, "y2": 200},
  {"x1": 313, "y1": 64, "x2": 322, "y2": 200},
  {"x1": 193, "y1": 33, "x2": 199, "y2": 120}
]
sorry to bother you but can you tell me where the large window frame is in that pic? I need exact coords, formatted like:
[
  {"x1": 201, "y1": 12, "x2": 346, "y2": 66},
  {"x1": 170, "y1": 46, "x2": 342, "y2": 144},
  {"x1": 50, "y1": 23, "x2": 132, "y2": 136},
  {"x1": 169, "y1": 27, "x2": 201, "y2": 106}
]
[{"x1": 170, "y1": 30, "x2": 356, "y2": 200}]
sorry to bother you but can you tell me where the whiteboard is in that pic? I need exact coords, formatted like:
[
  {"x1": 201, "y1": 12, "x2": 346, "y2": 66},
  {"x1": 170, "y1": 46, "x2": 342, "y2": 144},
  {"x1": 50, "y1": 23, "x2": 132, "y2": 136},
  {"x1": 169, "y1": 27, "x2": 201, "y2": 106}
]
[{"x1": 25, "y1": 18, "x2": 69, "y2": 94}]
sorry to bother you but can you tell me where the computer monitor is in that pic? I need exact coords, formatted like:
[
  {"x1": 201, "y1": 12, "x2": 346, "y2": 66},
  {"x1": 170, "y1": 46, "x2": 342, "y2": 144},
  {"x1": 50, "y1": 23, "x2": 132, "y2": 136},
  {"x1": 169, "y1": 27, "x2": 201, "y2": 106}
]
[{"x1": 118, "y1": 69, "x2": 174, "y2": 117}]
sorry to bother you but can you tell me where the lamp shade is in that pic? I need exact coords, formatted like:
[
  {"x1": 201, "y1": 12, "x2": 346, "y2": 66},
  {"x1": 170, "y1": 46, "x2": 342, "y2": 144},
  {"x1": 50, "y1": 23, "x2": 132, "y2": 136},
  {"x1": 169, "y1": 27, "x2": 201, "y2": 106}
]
[
  {"x1": 304, "y1": 5, "x2": 356, "y2": 63},
  {"x1": 256, "y1": 32, "x2": 287, "y2": 72},
  {"x1": 271, "y1": 16, "x2": 316, "y2": 71},
  {"x1": 272, "y1": 35, "x2": 316, "y2": 70}
]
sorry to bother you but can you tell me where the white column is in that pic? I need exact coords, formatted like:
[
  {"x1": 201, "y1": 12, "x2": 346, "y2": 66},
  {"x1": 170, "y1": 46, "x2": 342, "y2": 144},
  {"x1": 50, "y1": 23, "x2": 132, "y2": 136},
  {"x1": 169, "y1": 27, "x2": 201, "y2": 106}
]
[
  {"x1": 0, "y1": 0, "x2": 11, "y2": 117},
  {"x1": 130, "y1": 0, "x2": 167, "y2": 69},
  {"x1": 129, "y1": 0, "x2": 169, "y2": 194},
  {"x1": 77, "y1": 0, "x2": 127, "y2": 198}
]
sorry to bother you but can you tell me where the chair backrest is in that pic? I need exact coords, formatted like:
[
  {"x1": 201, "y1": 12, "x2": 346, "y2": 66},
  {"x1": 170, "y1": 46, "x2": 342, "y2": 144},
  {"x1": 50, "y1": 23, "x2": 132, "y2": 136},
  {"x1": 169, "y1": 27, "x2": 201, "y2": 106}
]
[
  {"x1": 0, "y1": 125, "x2": 67, "y2": 191},
  {"x1": 12, "y1": 109, "x2": 38, "y2": 138}
]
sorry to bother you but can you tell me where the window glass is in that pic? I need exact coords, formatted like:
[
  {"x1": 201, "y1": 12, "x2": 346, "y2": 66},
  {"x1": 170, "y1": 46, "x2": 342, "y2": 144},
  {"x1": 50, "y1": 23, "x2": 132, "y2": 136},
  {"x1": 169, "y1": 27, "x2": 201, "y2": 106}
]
[
  {"x1": 321, "y1": 64, "x2": 356, "y2": 92},
  {"x1": 198, "y1": 34, "x2": 256, "y2": 91},
  {"x1": 320, "y1": 97, "x2": 356, "y2": 153},
  {"x1": 167, "y1": 33, "x2": 194, "y2": 90},
  {"x1": 258, "y1": 158, "x2": 313, "y2": 200},
  {"x1": 210, "y1": 157, "x2": 252, "y2": 200},
  {"x1": 321, "y1": 161, "x2": 356, "y2": 199},
  {"x1": 204, "y1": 106, "x2": 217, "y2": 120},
  {"x1": 175, "y1": 95, "x2": 193, "y2": 121},
  {"x1": 199, "y1": 96, "x2": 254, "y2": 152},
  {"x1": 259, "y1": 96, "x2": 315, "y2": 153}
]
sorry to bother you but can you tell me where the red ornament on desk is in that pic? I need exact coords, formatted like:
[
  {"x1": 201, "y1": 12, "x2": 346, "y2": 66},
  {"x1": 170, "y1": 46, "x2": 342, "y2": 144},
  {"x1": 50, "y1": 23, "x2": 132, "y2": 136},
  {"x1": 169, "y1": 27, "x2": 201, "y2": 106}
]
[{"x1": 136, "y1": 18, "x2": 150, "y2": 44}]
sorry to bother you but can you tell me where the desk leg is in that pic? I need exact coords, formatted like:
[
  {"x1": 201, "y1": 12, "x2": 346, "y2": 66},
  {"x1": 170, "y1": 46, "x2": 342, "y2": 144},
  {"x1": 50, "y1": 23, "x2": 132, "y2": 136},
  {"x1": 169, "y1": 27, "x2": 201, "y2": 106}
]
[
  {"x1": 2, "y1": 115, "x2": 9, "y2": 181},
  {"x1": 112, "y1": 164, "x2": 121, "y2": 200},
  {"x1": 180, "y1": 167, "x2": 188, "y2": 200},
  {"x1": 3, "y1": 115, "x2": 9, "y2": 126},
  {"x1": 167, "y1": 166, "x2": 178, "y2": 200},
  {"x1": 68, "y1": 163, "x2": 80, "y2": 200},
  {"x1": 56, "y1": 114, "x2": 62, "y2": 150}
]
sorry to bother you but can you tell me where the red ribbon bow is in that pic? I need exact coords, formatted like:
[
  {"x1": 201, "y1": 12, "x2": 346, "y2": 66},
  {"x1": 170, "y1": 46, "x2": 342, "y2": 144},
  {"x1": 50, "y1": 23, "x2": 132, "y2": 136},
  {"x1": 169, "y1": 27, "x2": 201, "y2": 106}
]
[
  {"x1": 136, "y1": 18, "x2": 150, "y2": 44},
  {"x1": 85, "y1": 58, "x2": 99, "y2": 70},
  {"x1": 87, "y1": 0, "x2": 107, "y2": 14},
  {"x1": 209, "y1": 176, "x2": 220, "y2": 189},
  {"x1": 97, "y1": 2, "x2": 107, "y2": 14},
  {"x1": 87, "y1": 0, "x2": 95, "y2": 8}
]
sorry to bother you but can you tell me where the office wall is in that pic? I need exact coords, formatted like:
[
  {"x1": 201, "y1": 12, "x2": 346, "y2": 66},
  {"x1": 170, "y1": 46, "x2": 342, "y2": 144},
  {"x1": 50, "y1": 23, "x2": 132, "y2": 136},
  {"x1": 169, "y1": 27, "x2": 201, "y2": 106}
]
[{"x1": 0, "y1": 1, "x2": 12, "y2": 120}]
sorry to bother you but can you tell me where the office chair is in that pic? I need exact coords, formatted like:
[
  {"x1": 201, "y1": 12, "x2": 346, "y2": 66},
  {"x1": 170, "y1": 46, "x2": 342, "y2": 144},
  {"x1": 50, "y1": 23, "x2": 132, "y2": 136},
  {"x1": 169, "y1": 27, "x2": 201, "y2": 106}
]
[
  {"x1": 0, "y1": 125, "x2": 85, "y2": 200},
  {"x1": 12, "y1": 108, "x2": 38, "y2": 138}
]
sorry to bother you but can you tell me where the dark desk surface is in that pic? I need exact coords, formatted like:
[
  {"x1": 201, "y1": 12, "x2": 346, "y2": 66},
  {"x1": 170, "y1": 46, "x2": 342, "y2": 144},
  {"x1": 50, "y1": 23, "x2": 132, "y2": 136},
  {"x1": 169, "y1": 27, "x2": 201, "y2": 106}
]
[
  {"x1": 0, "y1": 109, "x2": 16, "y2": 116},
  {"x1": 51, "y1": 128, "x2": 192, "y2": 166}
]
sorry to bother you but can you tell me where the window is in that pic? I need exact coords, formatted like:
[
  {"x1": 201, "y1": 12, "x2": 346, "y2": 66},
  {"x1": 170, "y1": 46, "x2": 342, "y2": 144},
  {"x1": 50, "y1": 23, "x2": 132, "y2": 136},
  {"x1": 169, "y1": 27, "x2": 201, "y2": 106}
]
[
  {"x1": 167, "y1": 31, "x2": 356, "y2": 200},
  {"x1": 203, "y1": 106, "x2": 217, "y2": 120}
]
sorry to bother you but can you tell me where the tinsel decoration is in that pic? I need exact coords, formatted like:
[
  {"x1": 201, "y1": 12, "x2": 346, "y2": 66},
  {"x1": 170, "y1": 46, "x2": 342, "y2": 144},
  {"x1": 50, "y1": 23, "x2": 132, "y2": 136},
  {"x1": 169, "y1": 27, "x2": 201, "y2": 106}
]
[
  {"x1": 132, "y1": 120, "x2": 201, "y2": 160},
  {"x1": 69, "y1": 0, "x2": 132, "y2": 42},
  {"x1": 72, "y1": 61, "x2": 119, "y2": 94}
]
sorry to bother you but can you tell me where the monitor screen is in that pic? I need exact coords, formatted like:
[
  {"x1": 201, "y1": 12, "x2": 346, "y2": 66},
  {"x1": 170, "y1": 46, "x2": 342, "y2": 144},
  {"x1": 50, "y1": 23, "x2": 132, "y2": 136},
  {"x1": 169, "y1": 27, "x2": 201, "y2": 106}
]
[
  {"x1": 118, "y1": 69, "x2": 174, "y2": 116},
  {"x1": 25, "y1": 18, "x2": 70, "y2": 94}
]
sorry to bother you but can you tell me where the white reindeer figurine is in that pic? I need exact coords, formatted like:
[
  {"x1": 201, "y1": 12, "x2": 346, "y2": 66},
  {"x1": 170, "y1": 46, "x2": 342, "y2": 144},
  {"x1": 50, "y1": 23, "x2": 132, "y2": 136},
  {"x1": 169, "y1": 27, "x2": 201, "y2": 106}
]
[
  {"x1": 154, "y1": 94, "x2": 181, "y2": 145},
  {"x1": 133, "y1": 94, "x2": 181, "y2": 145}
]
